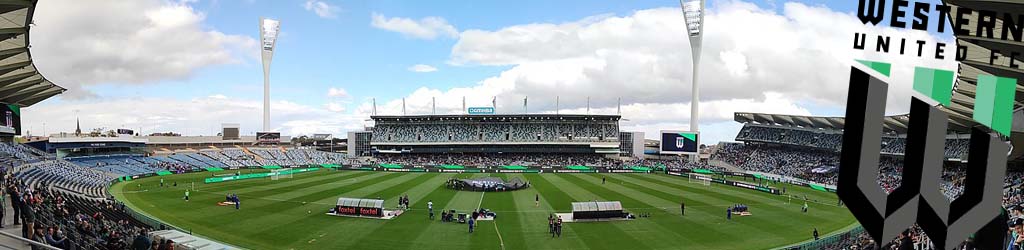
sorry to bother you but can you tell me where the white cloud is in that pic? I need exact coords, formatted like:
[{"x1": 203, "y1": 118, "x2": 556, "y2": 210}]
[
  {"x1": 22, "y1": 95, "x2": 367, "y2": 137},
  {"x1": 303, "y1": 0, "x2": 339, "y2": 19},
  {"x1": 408, "y1": 64, "x2": 438, "y2": 73},
  {"x1": 325, "y1": 102, "x2": 346, "y2": 113},
  {"x1": 366, "y1": 1, "x2": 956, "y2": 143},
  {"x1": 31, "y1": 0, "x2": 258, "y2": 98},
  {"x1": 370, "y1": 13, "x2": 458, "y2": 40},
  {"x1": 327, "y1": 87, "x2": 350, "y2": 98}
]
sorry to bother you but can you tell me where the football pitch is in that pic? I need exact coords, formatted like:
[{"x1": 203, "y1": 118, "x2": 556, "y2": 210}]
[{"x1": 110, "y1": 170, "x2": 858, "y2": 249}]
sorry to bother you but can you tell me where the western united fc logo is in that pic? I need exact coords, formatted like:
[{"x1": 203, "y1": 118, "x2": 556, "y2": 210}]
[{"x1": 838, "y1": 66, "x2": 1013, "y2": 249}]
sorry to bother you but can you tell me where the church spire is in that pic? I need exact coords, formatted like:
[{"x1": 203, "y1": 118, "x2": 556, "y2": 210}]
[{"x1": 75, "y1": 117, "x2": 81, "y2": 136}]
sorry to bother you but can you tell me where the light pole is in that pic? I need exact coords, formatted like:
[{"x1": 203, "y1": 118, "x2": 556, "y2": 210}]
[
  {"x1": 259, "y1": 17, "x2": 281, "y2": 132},
  {"x1": 681, "y1": 0, "x2": 704, "y2": 162}
]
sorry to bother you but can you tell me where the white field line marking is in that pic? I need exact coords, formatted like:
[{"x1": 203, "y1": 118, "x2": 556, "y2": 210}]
[{"x1": 494, "y1": 219, "x2": 506, "y2": 250}]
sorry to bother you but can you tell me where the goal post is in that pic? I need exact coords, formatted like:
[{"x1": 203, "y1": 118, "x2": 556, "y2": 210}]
[{"x1": 688, "y1": 173, "x2": 712, "y2": 186}]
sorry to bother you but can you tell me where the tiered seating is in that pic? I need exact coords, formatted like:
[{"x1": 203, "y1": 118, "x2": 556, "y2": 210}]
[
  {"x1": 0, "y1": 142, "x2": 40, "y2": 162},
  {"x1": 735, "y1": 124, "x2": 971, "y2": 158},
  {"x1": 182, "y1": 152, "x2": 228, "y2": 168},
  {"x1": 15, "y1": 143, "x2": 48, "y2": 159},
  {"x1": 303, "y1": 149, "x2": 348, "y2": 165},
  {"x1": 7, "y1": 177, "x2": 152, "y2": 250},
  {"x1": 373, "y1": 119, "x2": 619, "y2": 143},
  {"x1": 250, "y1": 148, "x2": 293, "y2": 166},
  {"x1": 14, "y1": 160, "x2": 114, "y2": 198},
  {"x1": 199, "y1": 150, "x2": 243, "y2": 167},
  {"x1": 167, "y1": 154, "x2": 205, "y2": 169},
  {"x1": 222, "y1": 149, "x2": 260, "y2": 166},
  {"x1": 68, "y1": 155, "x2": 162, "y2": 176}
]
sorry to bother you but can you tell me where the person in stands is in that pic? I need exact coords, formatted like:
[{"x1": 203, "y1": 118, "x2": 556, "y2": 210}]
[
  {"x1": 8, "y1": 185, "x2": 19, "y2": 226},
  {"x1": 132, "y1": 229, "x2": 151, "y2": 250},
  {"x1": 46, "y1": 225, "x2": 67, "y2": 249},
  {"x1": 0, "y1": 184, "x2": 4, "y2": 228}
]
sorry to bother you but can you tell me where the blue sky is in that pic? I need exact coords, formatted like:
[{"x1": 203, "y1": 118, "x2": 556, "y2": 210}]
[{"x1": 22, "y1": 0, "x2": 956, "y2": 143}]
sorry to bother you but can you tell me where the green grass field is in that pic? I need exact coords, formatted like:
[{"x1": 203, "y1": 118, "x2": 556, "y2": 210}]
[{"x1": 110, "y1": 170, "x2": 858, "y2": 250}]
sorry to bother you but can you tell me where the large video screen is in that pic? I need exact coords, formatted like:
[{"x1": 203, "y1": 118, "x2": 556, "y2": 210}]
[
  {"x1": 0, "y1": 103, "x2": 20, "y2": 135},
  {"x1": 257, "y1": 132, "x2": 281, "y2": 143},
  {"x1": 660, "y1": 130, "x2": 698, "y2": 155}
]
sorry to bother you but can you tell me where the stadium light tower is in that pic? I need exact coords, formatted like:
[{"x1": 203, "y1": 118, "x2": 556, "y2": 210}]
[
  {"x1": 681, "y1": 0, "x2": 704, "y2": 162},
  {"x1": 259, "y1": 17, "x2": 280, "y2": 132}
]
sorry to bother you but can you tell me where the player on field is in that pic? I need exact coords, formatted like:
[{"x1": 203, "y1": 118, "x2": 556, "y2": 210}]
[{"x1": 428, "y1": 200, "x2": 434, "y2": 220}]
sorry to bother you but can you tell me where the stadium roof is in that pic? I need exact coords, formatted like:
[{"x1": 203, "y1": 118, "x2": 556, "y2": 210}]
[
  {"x1": 735, "y1": 0, "x2": 1021, "y2": 135},
  {"x1": 735, "y1": 112, "x2": 918, "y2": 133},
  {"x1": 943, "y1": 0, "x2": 1024, "y2": 131},
  {"x1": 0, "y1": 0, "x2": 64, "y2": 107},
  {"x1": 371, "y1": 114, "x2": 621, "y2": 122}
]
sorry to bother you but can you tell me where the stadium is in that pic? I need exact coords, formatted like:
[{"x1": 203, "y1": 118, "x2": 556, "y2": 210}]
[{"x1": 0, "y1": 0, "x2": 1022, "y2": 250}]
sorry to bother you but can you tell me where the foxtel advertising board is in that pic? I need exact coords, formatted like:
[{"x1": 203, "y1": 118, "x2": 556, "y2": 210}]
[{"x1": 659, "y1": 130, "x2": 698, "y2": 155}]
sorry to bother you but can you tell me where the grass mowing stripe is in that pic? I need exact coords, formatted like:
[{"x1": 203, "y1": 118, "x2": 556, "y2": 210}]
[
  {"x1": 627, "y1": 174, "x2": 842, "y2": 223},
  {"x1": 620, "y1": 174, "x2": 856, "y2": 248},
  {"x1": 343, "y1": 173, "x2": 460, "y2": 249},
  {"x1": 502, "y1": 173, "x2": 589, "y2": 249},
  {"x1": 556, "y1": 174, "x2": 702, "y2": 248},
  {"x1": 113, "y1": 171, "x2": 858, "y2": 250},
  {"x1": 534, "y1": 173, "x2": 652, "y2": 250},
  {"x1": 249, "y1": 172, "x2": 427, "y2": 247},
  {"x1": 588, "y1": 174, "x2": 793, "y2": 245},
  {"x1": 351, "y1": 173, "x2": 471, "y2": 250},
  {"x1": 649, "y1": 174, "x2": 842, "y2": 209},
  {"x1": 581, "y1": 174, "x2": 731, "y2": 237},
  {"x1": 200, "y1": 169, "x2": 362, "y2": 194},
  {"x1": 407, "y1": 173, "x2": 490, "y2": 249},
  {"x1": 231, "y1": 171, "x2": 378, "y2": 200},
  {"x1": 628, "y1": 174, "x2": 801, "y2": 213},
  {"x1": 137, "y1": 172, "x2": 406, "y2": 249},
  {"x1": 194, "y1": 172, "x2": 401, "y2": 221},
  {"x1": 259, "y1": 173, "x2": 441, "y2": 249}
]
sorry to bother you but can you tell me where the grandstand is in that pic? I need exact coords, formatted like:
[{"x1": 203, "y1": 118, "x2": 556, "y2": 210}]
[{"x1": 369, "y1": 114, "x2": 623, "y2": 154}]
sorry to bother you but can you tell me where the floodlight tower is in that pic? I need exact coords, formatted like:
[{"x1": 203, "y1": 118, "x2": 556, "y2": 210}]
[
  {"x1": 259, "y1": 17, "x2": 280, "y2": 132},
  {"x1": 681, "y1": 0, "x2": 704, "y2": 162}
]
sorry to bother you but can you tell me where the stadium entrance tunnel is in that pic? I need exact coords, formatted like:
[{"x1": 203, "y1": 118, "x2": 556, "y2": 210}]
[{"x1": 446, "y1": 176, "x2": 530, "y2": 192}]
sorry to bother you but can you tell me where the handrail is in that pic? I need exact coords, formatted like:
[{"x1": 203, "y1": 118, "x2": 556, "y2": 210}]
[
  {"x1": 0, "y1": 230, "x2": 62, "y2": 250},
  {"x1": 774, "y1": 225, "x2": 864, "y2": 250}
]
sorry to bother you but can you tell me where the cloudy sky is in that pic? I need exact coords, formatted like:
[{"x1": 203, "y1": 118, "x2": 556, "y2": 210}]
[{"x1": 21, "y1": 0, "x2": 956, "y2": 144}]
